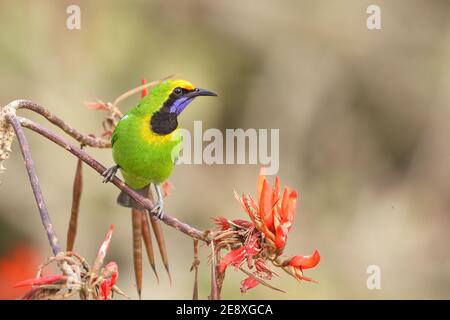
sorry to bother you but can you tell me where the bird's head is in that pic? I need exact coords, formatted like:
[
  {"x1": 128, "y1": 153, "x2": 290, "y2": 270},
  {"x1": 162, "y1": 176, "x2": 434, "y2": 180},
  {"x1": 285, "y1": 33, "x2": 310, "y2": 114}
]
[
  {"x1": 158, "y1": 79, "x2": 217, "y2": 115},
  {"x1": 148, "y1": 79, "x2": 217, "y2": 135}
]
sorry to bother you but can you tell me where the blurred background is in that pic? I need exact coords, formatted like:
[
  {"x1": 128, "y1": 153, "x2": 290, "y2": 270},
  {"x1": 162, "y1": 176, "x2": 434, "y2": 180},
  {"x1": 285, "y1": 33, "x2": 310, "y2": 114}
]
[{"x1": 1, "y1": 0, "x2": 450, "y2": 299}]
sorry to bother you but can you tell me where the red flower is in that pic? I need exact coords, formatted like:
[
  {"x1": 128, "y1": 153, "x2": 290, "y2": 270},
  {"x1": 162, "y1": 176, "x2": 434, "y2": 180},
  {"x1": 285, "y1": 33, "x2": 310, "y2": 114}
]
[
  {"x1": 240, "y1": 276, "x2": 260, "y2": 293},
  {"x1": 288, "y1": 250, "x2": 321, "y2": 270},
  {"x1": 286, "y1": 250, "x2": 320, "y2": 282},
  {"x1": 218, "y1": 246, "x2": 245, "y2": 274},
  {"x1": 216, "y1": 168, "x2": 320, "y2": 294},
  {"x1": 213, "y1": 217, "x2": 229, "y2": 230},
  {"x1": 219, "y1": 234, "x2": 260, "y2": 274},
  {"x1": 213, "y1": 217, "x2": 253, "y2": 231},
  {"x1": 12, "y1": 225, "x2": 121, "y2": 300},
  {"x1": 99, "y1": 261, "x2": 118, "y2": 300},
  {"x1": 236, "y1": 168, "x2": 298, "y2": 250}
]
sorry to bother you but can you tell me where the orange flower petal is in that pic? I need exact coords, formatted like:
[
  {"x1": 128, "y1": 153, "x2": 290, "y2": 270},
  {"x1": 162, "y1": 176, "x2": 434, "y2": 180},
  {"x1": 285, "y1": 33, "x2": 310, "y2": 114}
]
[
  {"x1": 288, "y1": 250, "x2": 320, "y2": 269},
  {"x1": 275, "y1": 224, "x2": 288, "y2": 249},
  {"x1": 280, "y1": 187, "x2": 290, "y2": 220},
  {"x1": 285, "y1": 190, "x2": 298, "y2": 225},
  {"x1": 272, "y1": 176, "x2": 280, "y2": 202},
  {"x1": 257, "y1": 167, "x2": 266, "y2": 198},
  {"x1": 259, "y1": 179, "x2": 273, "y2": 228},
  {"x1": 273, "y1": 208, "x2": 281, "y2": 231}
]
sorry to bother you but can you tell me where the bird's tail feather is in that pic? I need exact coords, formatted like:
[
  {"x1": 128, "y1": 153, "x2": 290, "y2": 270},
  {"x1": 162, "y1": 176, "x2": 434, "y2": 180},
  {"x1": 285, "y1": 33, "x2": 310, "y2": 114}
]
[{"x1": 117, "y1": 185, "x2": 150, "y2": 210}]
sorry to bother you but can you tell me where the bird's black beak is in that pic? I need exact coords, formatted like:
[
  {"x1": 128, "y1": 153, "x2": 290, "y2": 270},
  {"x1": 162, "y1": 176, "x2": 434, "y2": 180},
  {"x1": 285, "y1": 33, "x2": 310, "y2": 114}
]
[{"x1": 187, "y1": 88, "x2": 218, "y2": 98}]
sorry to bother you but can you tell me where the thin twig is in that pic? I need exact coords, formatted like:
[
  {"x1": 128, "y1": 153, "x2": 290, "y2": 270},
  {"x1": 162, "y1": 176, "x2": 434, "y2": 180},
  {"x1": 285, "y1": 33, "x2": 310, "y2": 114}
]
[
  {"x1": 6, "y1": 114, "x2": 61, "y2": 255},
  {"x1": 209, "y1": 238, "x2": 220, "y2": 300},
  {"x1": 191, "y1": 239, "x2": 199, "y2": 300},
  {"x1": 11, "y1": 100, "x2": 110, "y2": 148}
]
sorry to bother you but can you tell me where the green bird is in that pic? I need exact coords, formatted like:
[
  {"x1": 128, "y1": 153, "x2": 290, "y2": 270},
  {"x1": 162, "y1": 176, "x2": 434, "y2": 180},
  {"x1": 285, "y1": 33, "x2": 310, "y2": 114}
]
[{"x1": 102, "y1": 79, "x2": 217, "y2": 218}]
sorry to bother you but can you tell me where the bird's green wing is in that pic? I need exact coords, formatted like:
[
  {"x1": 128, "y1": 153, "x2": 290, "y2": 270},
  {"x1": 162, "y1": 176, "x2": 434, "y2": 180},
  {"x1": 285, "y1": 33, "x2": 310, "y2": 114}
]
[
  {"x1": 111, "y1": 114, "x2": 128, "y2": 146},
  {"x1": 111, "y1": 128, "x2": 119, "y2": 146}
]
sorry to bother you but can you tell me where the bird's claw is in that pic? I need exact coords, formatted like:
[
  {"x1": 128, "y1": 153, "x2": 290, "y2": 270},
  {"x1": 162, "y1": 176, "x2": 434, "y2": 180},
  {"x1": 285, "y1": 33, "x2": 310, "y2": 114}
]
[
  {"x1": 102, "y1": 165, "x2": 119, "y2": 183},
  {"x1": 150, "y1": 201, "x2": 164, "y2": 220}
]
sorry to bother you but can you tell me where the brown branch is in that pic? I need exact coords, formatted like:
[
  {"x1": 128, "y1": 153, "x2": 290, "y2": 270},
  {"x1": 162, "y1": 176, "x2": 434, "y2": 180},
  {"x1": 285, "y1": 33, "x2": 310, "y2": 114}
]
[
  {"x1": 190, "y1": 239, "x2": 200, "y2": 300},
  {"x1": 209, "y1": 239, "x2": 220, "y2": 300},
  {"x1": 15, "y1": 116, "x2": 210, "y2": 243},
  {"x1": 5, "y1": 114, "x2": 61, "y2": 255},
  {"x1": 9, "y1": 100, "x2": 111, "y2": 148}
]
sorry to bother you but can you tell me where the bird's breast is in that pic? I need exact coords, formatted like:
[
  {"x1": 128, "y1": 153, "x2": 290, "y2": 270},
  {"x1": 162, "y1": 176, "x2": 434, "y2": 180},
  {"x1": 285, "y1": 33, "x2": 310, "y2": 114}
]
[{"x1": 140, "y1": 115, "x2": 180, "y2": 145}]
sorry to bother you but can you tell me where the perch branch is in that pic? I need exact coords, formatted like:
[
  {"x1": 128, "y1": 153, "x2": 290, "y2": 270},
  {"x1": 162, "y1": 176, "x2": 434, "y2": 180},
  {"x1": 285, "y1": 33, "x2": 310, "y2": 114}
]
[{"x1": 11, "y1": 115, "x2": 210, "y2": 243}]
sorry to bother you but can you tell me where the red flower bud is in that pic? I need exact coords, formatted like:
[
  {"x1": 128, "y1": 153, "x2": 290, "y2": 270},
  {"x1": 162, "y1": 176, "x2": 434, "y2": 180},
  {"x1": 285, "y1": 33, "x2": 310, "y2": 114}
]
[
  {"x1": 14, "y1": 275, "x2": 67, "y2": 288},
  {"x1": 141, "y1": 78, "x2": 148, "y2": 98},
  {"x1": 240, "y1": 276, "x2": 260, "y2": 293}
]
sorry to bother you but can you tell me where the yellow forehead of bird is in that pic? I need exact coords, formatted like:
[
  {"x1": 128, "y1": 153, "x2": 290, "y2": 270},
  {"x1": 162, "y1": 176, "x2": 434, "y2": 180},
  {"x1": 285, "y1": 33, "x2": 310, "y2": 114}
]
[{"x1": 167, "y1": 79, "x2": 195, "y2": 91}]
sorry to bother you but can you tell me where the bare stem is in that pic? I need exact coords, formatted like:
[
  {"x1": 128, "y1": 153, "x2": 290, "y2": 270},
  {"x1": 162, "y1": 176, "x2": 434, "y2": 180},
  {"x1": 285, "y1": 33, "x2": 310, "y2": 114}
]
[
  {"x1": 209, "y1": 238, "x2": 220, "y2": 300},
  {"x1": 191, "y1": 239, "x2": 199, "y2": 300},
  {"x1": 6, "y1": 114, "x2": 61, "y2": 255}
]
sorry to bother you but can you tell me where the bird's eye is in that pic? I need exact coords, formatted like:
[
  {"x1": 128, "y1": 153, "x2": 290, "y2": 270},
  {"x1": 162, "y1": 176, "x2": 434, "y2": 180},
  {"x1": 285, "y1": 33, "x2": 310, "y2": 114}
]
[{"x1": 174, "y1": 87, "x2": 182, "y2": 95}]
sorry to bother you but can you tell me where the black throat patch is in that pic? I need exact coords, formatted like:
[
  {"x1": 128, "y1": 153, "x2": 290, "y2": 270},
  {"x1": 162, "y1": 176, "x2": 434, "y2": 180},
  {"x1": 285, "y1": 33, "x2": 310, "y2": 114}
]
[{"x1": 150, "y1": 111, "x2": 178, "y2": 135}]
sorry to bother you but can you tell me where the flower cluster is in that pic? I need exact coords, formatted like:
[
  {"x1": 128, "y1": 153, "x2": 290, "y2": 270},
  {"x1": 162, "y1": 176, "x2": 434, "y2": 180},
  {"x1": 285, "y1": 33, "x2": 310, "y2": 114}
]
[
  {"x1": 214, "y1": 168, "x2": 320, "y2": 293},
  {"x1": 13, "y1": 225, "x2": 124, "y2": 300}
]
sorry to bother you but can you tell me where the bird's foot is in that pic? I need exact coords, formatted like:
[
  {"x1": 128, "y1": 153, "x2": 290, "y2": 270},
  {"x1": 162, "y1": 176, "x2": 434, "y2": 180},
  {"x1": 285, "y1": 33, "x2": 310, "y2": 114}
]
[
  {"x1": 150, "y1": 200, "x2": 164, "y2": 220},
  {"x1": 102, "y1": 165, "x2": 119, "y2": 183}
]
